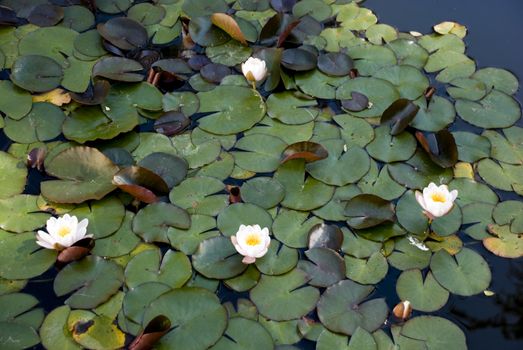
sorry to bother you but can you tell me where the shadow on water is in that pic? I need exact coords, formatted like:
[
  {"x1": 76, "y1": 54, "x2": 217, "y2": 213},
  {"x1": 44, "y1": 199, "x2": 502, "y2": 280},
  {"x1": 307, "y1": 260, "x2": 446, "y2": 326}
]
[{"x1": 364, "y1": 0, "x2": 523, "y2": 348}]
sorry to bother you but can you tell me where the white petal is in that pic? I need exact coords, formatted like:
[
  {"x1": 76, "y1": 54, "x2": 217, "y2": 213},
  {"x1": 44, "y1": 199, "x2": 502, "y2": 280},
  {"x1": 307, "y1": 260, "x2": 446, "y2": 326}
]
[
  {"x1": 242, "y1": 256, "x2": 256, "y2": 264},
  {"x1": 415, "y1": 191, "x2": 427, "y2": 211},
  {"x1": 36, "y1": 239, "x2": 56, "y2": 250},
  {"x1": 449, "y1": 189, "x2": 458, "y2": 201},
  {"x1": 253, "y1": 247, "x2": 269, "y2": 258},
  {"x1": 36, "y1": 231, "x2": 56, "y2": 246}
]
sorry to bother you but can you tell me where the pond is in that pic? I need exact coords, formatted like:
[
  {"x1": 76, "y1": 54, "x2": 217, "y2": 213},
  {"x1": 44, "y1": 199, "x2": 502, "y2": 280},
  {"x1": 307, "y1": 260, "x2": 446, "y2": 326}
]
[{"x1": 0, "y1": 0, "x2": 522, "y2": 349}]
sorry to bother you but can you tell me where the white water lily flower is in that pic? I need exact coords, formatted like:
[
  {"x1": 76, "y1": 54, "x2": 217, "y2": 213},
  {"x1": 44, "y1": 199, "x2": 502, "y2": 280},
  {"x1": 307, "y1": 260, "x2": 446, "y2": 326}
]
[
  {"x1": 415, "y1": 182, "x2": 458, "y2": 219},
  {"x1": 407, "y1": 235, "x2": 429, "y2": 251},
  {"x1": 36, "y1": 214, "x2": 91, "y2": 251},
  {"x1": 241, "y1": 57, "x2": 267, "y2": 82},
  {"x1": 231, "y1": 224, "x2": 271, "y2": 264}
]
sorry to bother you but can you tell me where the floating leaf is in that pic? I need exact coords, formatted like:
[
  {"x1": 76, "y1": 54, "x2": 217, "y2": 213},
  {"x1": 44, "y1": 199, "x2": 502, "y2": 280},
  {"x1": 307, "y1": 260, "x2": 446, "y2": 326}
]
[
  {"x1": 299, "y1": 248, "x2": 345, "y2": 287},
  {"x1": 250, "y1": 268, "x2": 319, "y2": 321},
  {"x1": 143, "y1": 287, "x2": 227, "y2": 350},
  {"x1": 54, "y1": 256, "x2": 124, "y2": 309},
  {"x1": 41, "y1": 146, "x2": 119, "y2": 204},
  {"x1": 380, "y1": 99, "x2": 420, "y2": 135},
  {"x1": 133, "y1": 202, "x2": 190, "y2": 244},
  {"x1": 397, "y1": 316, "x2": 466, "y2": 350},
  {"x1": 113, "y1": 166, "x2": 169, "y2": 203},
  {"x1": 396, "y1": 269, "x2": 449, "y2": 312},
  {"x1": 93, "y1": 57, "x2": 144, "y2": 82},
  {"x1": 430, "y1": 248, "x2": 491, "y2": 296},
  {"x1": 210, "y1": 13, "x2": 247, "y2": 45},
  {"x1": 484, "y1": 224, "x2": 523, "y2": 258},
  {"x1": 345, "y1": 194, "x2": 395, "y2": 229},
  {"x1": 11, "y1": 55, "x2": 63, "y2": 92},
  {"x1": 317, "y1": 280, "x2": 388, "y2": 335},
  {"x1": 308, "y1": 223, "x2": 344, "y2": 250},
  {"x1": 281, "y1": 141, "x2": 328, "y2": 163}
]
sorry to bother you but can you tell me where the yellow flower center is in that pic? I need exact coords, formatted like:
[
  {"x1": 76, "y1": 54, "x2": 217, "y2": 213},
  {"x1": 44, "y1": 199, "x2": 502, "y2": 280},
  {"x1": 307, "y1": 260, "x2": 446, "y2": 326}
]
[
  {"x1": 431, "y1": 193, "x2": 446, "y2": 203},
  {"x1": 57, "y1": 226, "x2": 72, "y2": 237},
  {"x1": 245, "y1": 233, "x2": 261, "y2": 246}
]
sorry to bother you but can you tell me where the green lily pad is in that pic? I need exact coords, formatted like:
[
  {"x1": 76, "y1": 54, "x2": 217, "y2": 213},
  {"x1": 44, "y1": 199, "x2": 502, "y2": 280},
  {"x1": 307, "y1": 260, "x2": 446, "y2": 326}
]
[
  {"x1": 54, "y1": 255, "x2": 124, "y2": 309},
  {"x1": 69, "y1": 313, "x2": 125, "y2": 350},
  {"x1": 456, "y1": 90, "x2": 521, "y2": 128},
  {"x1": 231, "y1": 134, "x2": 287, "y2": 173},
  {"x1": 255, "y1": 240, "x2": 298, "y2": 275},
  {"x1": 68, "y1": 196, "x2": 125, "y2": 239},
  {"x1": 298, "y1": 248, "x2": 345, "y2": 287},
  {"x1": 430, "y1": 247, "x2": 491, "y2": 296},
  {"x1": 396, "y1": 269, "x2": 449, "y2": 312},
  {"x1": 275, "y1": 160, "x2": 334, "y2": 211},
  {"x1": 245, "y1": 116, "x2": 314, "y2": 145},
  {"x1": 169, "y1": 176, "x2": 228, "y2": 216},
  {"x1": 206, "y1": 40, "x2": 252, "y2": 66},
  {"x1": 295, "y1": 69, "x2": 349, "y2": 99},
  {"x1": 217, "y1": 203, "x2": 272, "y2": 237},
  {"x1": 387, "y1": 38, "x2": 428, "y2": 69},
  {"x1": 447, "y1": 77, "x2": 487, "y2": 101},
  {"x1": 333, "y1": 114, "x2": 375, "y2": 148},
  {"x1": 132, "y1": 202, "x2": 191, "y2": 244},
  {"x1": 387, "y1": 237, "x2": 431, "y2": 271},
  {"x1": 306, "y1": 139, "x2": 370, "y2": 186},
  {"x1": 41, "y1": 146, "x2": 119, "y2": 204},
  {"x1": 197, "y1": 86, "x2": 266, "y2": 135},
  {"x1": 211, "y1": 317, "x2": 273, "y2": 350},
  {"x1": 317, "y1": 280, "x2": 388, "y2": 335},
  {"x1": 0, "y1": 80, "x2": 32, "y2": 119},
  {"x1": 193, "y1": 236, "x2": 248, "y2": 279},
  {"x1": 477, "y1": 158, "x2": 523, "y2": 191},
  {"x1": 484, "y1": 224, "x2": 523, "y2": 258},
  {"x1": 168, "y1": 214, "x2": 218, "y2": 255},
  {"x1": 397, "y1": 316, "x2": 466, "y2": 350},
  {"x1": 349, "y1": 44, "x2": 397, "y2": 76},
  {"x1": 250, "y1": 268, "x2": 319, "y2": 321},
  {"x1": 241, "y1": 177, "x2": 285, "y2": 209},
  {"x1": 366, "y1": 125, "x2": 417, "y2": 163},
  {"x1": 345, "y1": 194, "x2": 395, "y2": 229},
  {"x1": 172, "y1": 134, "x2": 221, "y2": 169},
  {"x1": 224, "y1": 265, "x2": 260, "y2": 292},
  {"x1": 143, "y1": 287, "x2": 227, "y2": 350},
  {"x1": 357, "y1": 162, "x2": 406, "y2": 200},
  {"x1": 272, "y1": 209, "x2": 322, "y2": 248},
  {"x1": 4, "y1": 102, "x2": 65, "y2": 143},
  {"x1": 266, "y1": 91, "x2": 318, "y2": 125},
  {"x1": 11, "y1": 55, "x2": 63, "y2": 92},
  {"x1": 344, "y1": 252, "x2": 388, "y2": 285},
  {"x1": 482, "y1": 126, "x2": 523, "y2": 165},
  {"x1": 0, "y1": 195, "x2": 51, "y2": 233},
  {"x1": 410, "y1": 95, "x2": 455, "y2": 132},
  {"x1": 91, "y1": 212, "x2": 140, "y2": 258},
  {"x1": 122, "y1": 282, "x2": 171, "y2": 326},
  {"x1": 473, "y1": 67, "x2": 519, "y2": 95},
  {"x1": 388, "y1": 150, "x2": 453, "y2": 189},
  {"x1": 0, "y1": 231, "x2": 57, "y2": 280},
  {"x1": 425, "y1": 50, "x2": 476, "y2": 83},
  {"x1": 366, "y1": 23, "x2": 398, "y2": 45},
  {"x1": 40, "y1": 305, "x2": 81, "y2": 350},
  {"x1": 341, "y1": 228, "x2": 382, "y2": 259},
  {"x1": 374, "y1": 65, "x2": 429, "y2": 100},
  {"x1": 125, "y1": 249, "x2": 191, "y2": 289},
  {"x1": 0, "y1": 151, "x2": 27, "y2": 199},
  {"x1": 452, "y1": 131, "x2": 491, "y2": 162},
  {"x1": 448, "y1": 178, "x2": 498, "y2": 206},
  {"x1": 461, "y1": 202, "x2": 495, "y2": 240},
  {"x1": 336, "y1": 77, "x2": 399, "y2": 118},
  {"x1": 493, "y1": 201, "x2": 523, "y2": 233},
  {"x1": 313, "y1": 185, "x2": 362, "y2": 221}
]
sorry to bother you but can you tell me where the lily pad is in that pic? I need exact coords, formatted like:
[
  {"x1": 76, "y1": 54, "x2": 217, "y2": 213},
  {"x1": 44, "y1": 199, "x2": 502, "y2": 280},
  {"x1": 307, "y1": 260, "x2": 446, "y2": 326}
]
[
  {"x1": 168, "y1": 214, "x2": 218, "y2": 255},
  {"x1": 41, "y1": 146, "x2": 119, "y2": 204},
  {"x1": 0, "y1": 80, "x2": 32, "y2": 119},
  {"x1": 317, "y1": 280, "x2": 388, "y2": 335},
  {"x1": 54, "y1": 255, "x2": 124, "y2": 309},
  {"x1": 133, "y1": 202, "x2": 191, "y2": 244},
  {"x1": 267, "y1": 91, "x2": 318, "y2": 125},
  {"x1": 250, "y1": 268, "x2": 319, "y2": 321},
  {"x1": 11, "y1": 55, "x2": 63, "y2": 92},
  {"x1": 255, "y1": 240, "x2": 298, "y2": 275},
  {"x1": 456, "y1": 90, "x2": 521, "y2": 128},
  {"x1": 306, "y1": 139, "x2": 371, "y2": 186},
  {"x1": 232, "y1": 134, "x2": 287, "y2": 172},
  {"x1": 396, "y1": 269, "x2": 449, "y2": 312},
  {"x1": 192, "y1": 236, "x2": 248, "y2": 279},
  {"x1": 197, "y1": 85, "x2": 266, "y2": 135},
  {"x1": 0, "y1": 195, "x2": 51, "y2": 233},
  {"x1": 217, "y1": 203, "x2": 272, "y2": 237},
  {"x1": 484, "y1": 224, "x2": 523, "y2": 258},
  {"x1": 241, "y1": 177, "x2": 285, "y2": 209},
  {"x1": 430, "y1": 248, "x2": 491, "y2": 296},
  {"x1": 0, "y1": 151, "x2": 27, "y2": 199},
  {"x1": 125, "y1": 249, "x2": 191, "y2": 289},
  {"x1": 397, "y1": 316, "x2": 466, "y2": 350},
  {"x1": 0, "y1": 231, "x2": 57, "y2": 280},
  {"x1": 169, "y1": 176, "x2": 228, "y2": 216},
  {"x1": 143, "y1": 287, "x2": 227, "y2": 350},
  {"x1": 366, "y1": 125, "x2": 417, "y2": 163},
  {"x1": 275, "y1": 160, "x2": 334, "y2": 211}
]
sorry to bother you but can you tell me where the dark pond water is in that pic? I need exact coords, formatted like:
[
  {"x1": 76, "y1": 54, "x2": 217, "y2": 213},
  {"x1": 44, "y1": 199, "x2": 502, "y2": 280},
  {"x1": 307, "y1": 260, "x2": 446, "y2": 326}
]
[{"x1": 364, "y1": 0, "x2": 523, "y2": 349}]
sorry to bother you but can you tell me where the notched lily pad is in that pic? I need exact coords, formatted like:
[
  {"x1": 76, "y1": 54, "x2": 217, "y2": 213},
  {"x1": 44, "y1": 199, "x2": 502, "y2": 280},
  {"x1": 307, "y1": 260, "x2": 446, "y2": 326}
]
[{"x1": 345, "y1": 194, "x2": 395, "y2": 229}]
